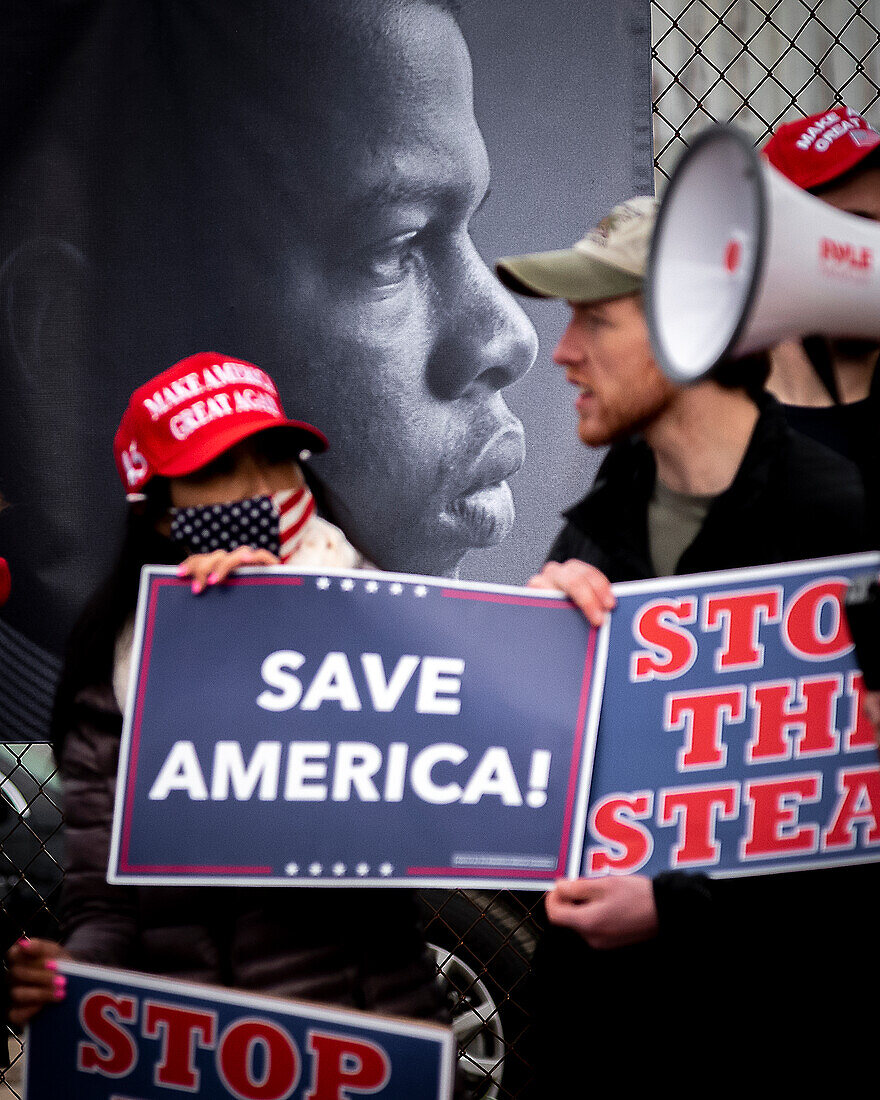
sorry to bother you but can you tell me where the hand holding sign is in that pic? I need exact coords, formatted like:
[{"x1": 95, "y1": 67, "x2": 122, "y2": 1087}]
[
  {"x1": 528, "y1": 558, "x2": 617, "y2": 628},
  {"x1": 545, "y1": 876, "x2": 658, "y2": 949},
  {"x1": 178, "y1": 545, "x2": 281, "y2": 594},
  {"x1": 6, "y1": 938, "x2": 72, "y2": 1026}
]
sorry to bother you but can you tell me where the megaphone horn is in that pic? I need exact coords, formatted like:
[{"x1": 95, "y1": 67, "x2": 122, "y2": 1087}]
[{"x1": 646, "y1": 122, "x2": 880, "y2": 384}]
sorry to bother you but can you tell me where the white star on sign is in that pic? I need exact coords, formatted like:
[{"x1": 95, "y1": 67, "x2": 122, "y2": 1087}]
[
  {"x1": 365, "y1": 580, "x2": 379, "y2": 593},
  {"x1": 341, "y1": 578, "x2": 355, "y2": 591},
  {"x1": 379, "y1": 863, "x2": 393, "y2": 876},
  {"x1": 389, "y1": 583, "x2": 403, "y2": 595},
  {"x1": 284, "y1": 863, "x2": 299, "y2": 876},
  {"x1": 332, "y1": 862, "x2": 346, "y2": 876},
  {"x1": 308, "y1": 862, "x2": 322, "y2": 875},
  {"x1": 356, "y1": 863, "x2": 370, "y2": 876},
  {"x1": 316, "y1": 577, "x2": 330, "y2": 589},
  {"x1": 414, "y1": 585, "x2": 428, "y2": 597}
]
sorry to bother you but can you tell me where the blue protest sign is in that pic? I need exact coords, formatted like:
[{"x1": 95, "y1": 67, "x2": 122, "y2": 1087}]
[
  {"x1": 576, "y1": 553, "x2": 880, "y2": 880},
  {"x1": 24, "y1": 961, "x2": 455, "y2": 1099},
  {"x1": 109, "y1": 567, "x2": 601, "y2": 889}
]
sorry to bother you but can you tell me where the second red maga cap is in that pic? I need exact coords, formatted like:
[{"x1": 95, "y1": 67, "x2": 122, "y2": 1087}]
[
  {"x1": 0, "y1": 558, "x2": 10, "y2": 607},
  {"x1": 762, "y1": 105, "x2": 880, "y2": 191},
  {"x1": 113, "y1": 353, "x2": 328, "y2": 499}
]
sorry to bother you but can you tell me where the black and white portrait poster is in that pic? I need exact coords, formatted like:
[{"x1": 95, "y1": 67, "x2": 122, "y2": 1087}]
[{"x1": 0, "y1": 0, "x2": 652, "y2": 738}]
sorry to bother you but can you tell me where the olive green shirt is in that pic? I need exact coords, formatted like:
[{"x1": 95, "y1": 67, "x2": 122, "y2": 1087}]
[{"x1": 647, "y1": 478, "x2": 715, "y2": 577}]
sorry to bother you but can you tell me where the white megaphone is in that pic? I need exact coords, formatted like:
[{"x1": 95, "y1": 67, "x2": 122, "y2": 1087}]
[{"x1": 646, "y1": 123, "x2": 880, "y2": 383}]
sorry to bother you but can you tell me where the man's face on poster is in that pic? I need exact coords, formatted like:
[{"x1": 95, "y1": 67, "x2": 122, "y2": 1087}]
[{"x1": 261, "y1": 3, "x2": 538, "y2": 576}]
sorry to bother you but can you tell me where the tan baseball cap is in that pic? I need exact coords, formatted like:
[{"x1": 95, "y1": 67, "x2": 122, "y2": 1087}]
[{"x1": 496, "y1": 195, "x2": 658, "y2": 302}]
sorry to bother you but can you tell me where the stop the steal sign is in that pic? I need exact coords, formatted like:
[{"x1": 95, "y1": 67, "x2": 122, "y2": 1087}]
[
  {"x1": 580, "y1": 553, "x2": 880, "y2": 879},
  {"x1": 25, "y1": 961, "x2": 455, "y2": 1099}
]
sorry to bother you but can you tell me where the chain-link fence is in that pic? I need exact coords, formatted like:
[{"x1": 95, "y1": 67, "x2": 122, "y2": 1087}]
[
  {"x1": 0, "y1": 744, "x2": 62, "y2": 1099},
  {"x1": 2, "y1": 2, "x2": 879, "y2": 1097},
  {"x1": 653, "y1": 0, "x2": 880, "y2": 188}
]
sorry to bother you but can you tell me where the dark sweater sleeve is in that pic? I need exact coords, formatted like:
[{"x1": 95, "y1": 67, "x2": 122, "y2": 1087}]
[
  {"x1": 59, "y1": 682, "x2": 138, "y2": 965},
  {"x1": 652, "y1": 870, "x2": 716, "y2": 944},
  {"x1": 546, "y1": 521, "x2": 581, "y2": 564}
]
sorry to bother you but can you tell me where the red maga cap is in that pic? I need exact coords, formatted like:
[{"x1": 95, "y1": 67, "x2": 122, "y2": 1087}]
[
  {"x1": 0, "y1": 558, "x2": 10, "y2": 607},
  {"x1": 762, "y1": 105, "x2": 880, "y2": 191},
  {"x1": 113, "y1": 353, "x2": 328, "y2": 498}
]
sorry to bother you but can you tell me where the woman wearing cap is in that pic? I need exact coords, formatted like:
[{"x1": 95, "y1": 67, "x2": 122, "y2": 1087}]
[{"x1": 6, "y1": 353, "x2": 446, "y2": 1030}]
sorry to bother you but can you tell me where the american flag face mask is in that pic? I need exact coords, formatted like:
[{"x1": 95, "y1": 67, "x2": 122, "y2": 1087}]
[{"x1": 169, "y1": 487, "x2": 316, "y2": 563}]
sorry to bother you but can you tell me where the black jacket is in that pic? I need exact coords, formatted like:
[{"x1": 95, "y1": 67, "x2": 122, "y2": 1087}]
[{"x1": 548, "y1": 396, "x2": 871, "y2": 576}]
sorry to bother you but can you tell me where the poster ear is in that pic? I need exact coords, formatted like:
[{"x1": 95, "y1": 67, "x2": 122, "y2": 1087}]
[
  {"x1": 0, "y1": 236, "x2": 99, "y2": 655},
  {"x1": 0, "y1": 237, "x2": 89, "y2": 386}
]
